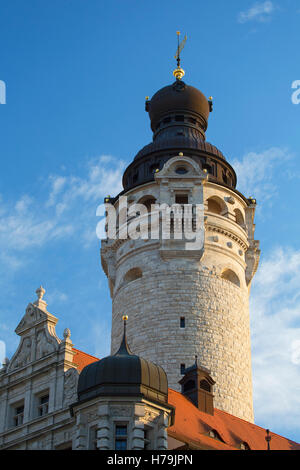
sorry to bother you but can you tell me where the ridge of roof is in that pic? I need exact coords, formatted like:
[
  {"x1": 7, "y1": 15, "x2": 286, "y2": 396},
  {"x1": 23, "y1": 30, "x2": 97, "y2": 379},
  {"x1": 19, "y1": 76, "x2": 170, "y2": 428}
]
[{"x1": 167, "y1": 388, "x2": 300, "y2": 451}]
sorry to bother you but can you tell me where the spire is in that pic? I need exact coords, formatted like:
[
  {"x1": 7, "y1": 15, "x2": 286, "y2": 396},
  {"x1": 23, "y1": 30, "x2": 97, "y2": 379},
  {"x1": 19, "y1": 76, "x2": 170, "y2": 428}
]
[
  {"x1": 115, "y1": 315, "x2": 132, "y2": 356},
  {"x1": 173, "y1": 31, "x2": 186, "y2": 81}
]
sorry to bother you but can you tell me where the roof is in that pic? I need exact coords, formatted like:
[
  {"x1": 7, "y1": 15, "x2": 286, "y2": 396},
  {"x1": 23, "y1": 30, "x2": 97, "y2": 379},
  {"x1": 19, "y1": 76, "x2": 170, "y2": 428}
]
[
  {"x1": 72, "y1": 348, "x2": 99, "y2": 372},
  {"x1": 168, "y1": 389, "x2": 300, "y2": 451},
  {"x1": 77, "y1": 333, "x2": 168, "y2": 405},
  {"x1": 70, "y1": 350, "x2": 300, "y2": 450}
]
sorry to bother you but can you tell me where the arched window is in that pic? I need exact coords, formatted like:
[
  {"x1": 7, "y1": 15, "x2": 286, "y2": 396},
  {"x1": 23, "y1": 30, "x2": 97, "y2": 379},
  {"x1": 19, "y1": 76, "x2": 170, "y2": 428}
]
[
  {"x1": 207, "y1": 197, "x2": 227, "y2": 216},
  {"x1": 234, "y1": 208, "x2": 245, "y2": 226},
  {"x1": 221, "y1": 269, "x2": 240, "y2": 287},
  {"x1": 200, "y1": 379, "x2": 211, "y2": 392},
  {"x1": 123, "y1": 268, "x2": 142, "y2": 285},
  {"x1": 138, "y1": 196, "x2": 156, "y2": 213},
  {"x1": 183, "y1": 380, "x2": 195, "y2": 392}
]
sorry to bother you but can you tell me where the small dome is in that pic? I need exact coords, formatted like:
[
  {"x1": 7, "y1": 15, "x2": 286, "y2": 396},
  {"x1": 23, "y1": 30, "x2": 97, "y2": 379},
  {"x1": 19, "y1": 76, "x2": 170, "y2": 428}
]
[
  {"x1": 77, "y1": 324, "x2": 168, "y2": 404},
  {"x1": 147, "y1": 81, "x2": 210, "y2": 132}
]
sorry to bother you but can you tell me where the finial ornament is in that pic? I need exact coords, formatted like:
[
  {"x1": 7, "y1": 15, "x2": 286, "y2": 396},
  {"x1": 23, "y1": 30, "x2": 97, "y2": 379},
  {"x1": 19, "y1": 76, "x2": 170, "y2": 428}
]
[
  {"x1": 265, "y1": 429, "x2": 271, "y2": 450},
  {"x1": 173, "y1": 31, "x2": 187, "y2": 81},
  {"x1": 63, "y1": 328, "x2": 71, "y2": 340},
  {"x1": 36, "y1": 286, "x2": 45, "y2": 301}
]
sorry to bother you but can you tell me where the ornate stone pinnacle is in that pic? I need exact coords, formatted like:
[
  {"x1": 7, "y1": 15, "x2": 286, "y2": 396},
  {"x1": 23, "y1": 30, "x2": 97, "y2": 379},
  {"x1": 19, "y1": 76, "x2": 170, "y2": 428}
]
[
  {"x1": 63, "y1": 328, "x2": 71, "y2": 340},
  {"x1": 36, "y1": 286, "x2": 45, "y2": 301}
]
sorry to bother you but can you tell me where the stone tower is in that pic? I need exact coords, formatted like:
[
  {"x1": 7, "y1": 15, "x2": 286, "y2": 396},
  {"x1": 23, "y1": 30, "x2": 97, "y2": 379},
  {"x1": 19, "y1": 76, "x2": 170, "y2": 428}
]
[{"x1": 101, "y1": 72, "x2": 260, "y2": 423}]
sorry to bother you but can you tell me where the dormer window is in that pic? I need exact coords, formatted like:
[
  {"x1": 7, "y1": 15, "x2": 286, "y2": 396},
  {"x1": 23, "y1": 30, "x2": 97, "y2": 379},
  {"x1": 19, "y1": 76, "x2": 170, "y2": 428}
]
[
  {"x1": 209, "y1": 429, "x2": 223, "y2": 442},
  {"x1": 179, "y1": 361, "x2": 215, "y2": 415},
  {"x1": 200, "y1": 379, "x2": 211, "y2": 393},
  {"x1": 240, "y1": 442, "x2": 251, "y2": 450},
  {"x1": 183, "y1": 380, "x2": 195, "y2": 392}
]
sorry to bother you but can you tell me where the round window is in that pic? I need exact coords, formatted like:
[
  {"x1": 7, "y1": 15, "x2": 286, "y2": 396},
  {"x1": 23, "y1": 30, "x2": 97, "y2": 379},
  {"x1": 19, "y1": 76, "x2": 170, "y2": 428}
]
[{"x1": 176, "y1": 167, "x2": 188, "y2": 175}]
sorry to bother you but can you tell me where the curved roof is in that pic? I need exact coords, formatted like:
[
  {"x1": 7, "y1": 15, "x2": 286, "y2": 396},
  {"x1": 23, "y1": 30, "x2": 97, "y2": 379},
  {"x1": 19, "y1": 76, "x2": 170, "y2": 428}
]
[
  {"x1": 134, "y1": 136, "x2": 225, "y2": 161},
  {"x1": 148, "y1": 81, "x2": 210, "y2": 132},
  {"x1": 77, "y1": 328, "x2": 168, "y2": 404}
]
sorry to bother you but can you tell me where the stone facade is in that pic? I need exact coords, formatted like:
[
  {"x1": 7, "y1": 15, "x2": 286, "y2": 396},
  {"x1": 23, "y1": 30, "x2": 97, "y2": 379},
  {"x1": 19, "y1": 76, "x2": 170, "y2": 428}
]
[
  {"x1": 0, "y1": 289, "x2": 77, "y2": 450},
  {"x1": 101, "y1": 155, "x2": 260, "y2": 423},
  {"x1": 72, "y1": 398, "x2": 171, "y2": 450},
  {"x1": 0, "y1": 289, "x2": 173, "y2": 450}
]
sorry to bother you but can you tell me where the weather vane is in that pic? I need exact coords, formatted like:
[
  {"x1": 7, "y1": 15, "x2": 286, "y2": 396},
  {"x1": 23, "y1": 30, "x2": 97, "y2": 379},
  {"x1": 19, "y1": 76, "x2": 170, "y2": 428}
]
[{"x1": 173, "y1": 31, "x2": 187, "y2": 81}]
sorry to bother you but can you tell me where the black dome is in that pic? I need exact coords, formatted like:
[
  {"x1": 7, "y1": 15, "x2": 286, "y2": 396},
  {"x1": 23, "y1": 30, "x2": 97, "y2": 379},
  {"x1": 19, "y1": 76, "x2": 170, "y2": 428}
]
[
  {"x1": 77, "y1": 329, "x2": 168, "y2": 404},
  {"x1": 147, "y1": 81, "x2": 210, "y2": 133}
]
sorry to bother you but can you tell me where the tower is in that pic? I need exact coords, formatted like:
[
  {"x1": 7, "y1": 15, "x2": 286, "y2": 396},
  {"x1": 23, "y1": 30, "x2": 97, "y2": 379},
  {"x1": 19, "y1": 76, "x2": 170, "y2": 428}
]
[{"x1": 101, "y1": 55, "x2": 260, "y2": 423}]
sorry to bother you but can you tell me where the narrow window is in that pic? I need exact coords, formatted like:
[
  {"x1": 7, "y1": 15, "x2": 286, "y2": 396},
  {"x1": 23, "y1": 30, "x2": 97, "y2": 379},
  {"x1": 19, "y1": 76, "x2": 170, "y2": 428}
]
[
  {"x1": 38, "y1": 395, "x2": 49, "y2": 417},
  {"x1": 180, "y1": 364, "x2": 186, "y2": 375},
  {"x1": 144, "y1": 428, "x2": 151, "y2": 450},
  {"x1": 89, "y1": 426, "x2": 98, "y2": 450},
  {"x1": 13, "y1": 405, "x2": 24, "y2": 427},
  {"x1": 115, "y1": 424, "x2": 128, "y2": 450},
  {"x1": 180, "y1": 317, "x2": 185, "y2": 328},
  {"x1": 175, "y1": 194, "x2": 189, "y2": 205}
]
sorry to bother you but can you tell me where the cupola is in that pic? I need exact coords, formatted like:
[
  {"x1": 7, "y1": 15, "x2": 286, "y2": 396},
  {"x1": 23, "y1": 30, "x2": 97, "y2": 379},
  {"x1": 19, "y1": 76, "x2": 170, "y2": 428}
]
[
  {"x1": 179, "y1": 358, "x2": 215, "y2": 415},
  {"x1": 77, "y1": 316, "x2": 169, "y2": 405}
]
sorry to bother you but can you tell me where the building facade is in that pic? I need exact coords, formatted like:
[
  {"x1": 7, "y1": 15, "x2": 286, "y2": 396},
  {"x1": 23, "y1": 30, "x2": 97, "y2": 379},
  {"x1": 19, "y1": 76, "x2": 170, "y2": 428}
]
[{"x1": 0, "y1": 70, "x2": 299, "y2": 451}]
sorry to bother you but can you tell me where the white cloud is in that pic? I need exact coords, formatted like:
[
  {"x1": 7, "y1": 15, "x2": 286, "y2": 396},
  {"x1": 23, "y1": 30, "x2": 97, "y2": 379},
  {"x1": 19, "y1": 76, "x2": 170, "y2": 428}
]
[
  {"x1": 0, "y1": 155, "x2": 125, "y2": 272},
  {"x1": 47, "y1": 176, "x2": 67, "y2": 207},
  {"x1": 238, "y1": 1, "x2": 275, "y2": 24},
  {"x1": 232, "y1": 147, "x2": 291, "y2": 204},
  {"x1": 251, "y1": 248, "x2": 300, "y2": 434}
]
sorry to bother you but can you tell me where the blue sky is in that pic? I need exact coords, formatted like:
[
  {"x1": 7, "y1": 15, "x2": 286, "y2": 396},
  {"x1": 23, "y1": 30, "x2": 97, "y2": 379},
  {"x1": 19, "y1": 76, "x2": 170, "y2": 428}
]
[{"x1": 0, "y1": 0, "x2": 300, "y2": 444}]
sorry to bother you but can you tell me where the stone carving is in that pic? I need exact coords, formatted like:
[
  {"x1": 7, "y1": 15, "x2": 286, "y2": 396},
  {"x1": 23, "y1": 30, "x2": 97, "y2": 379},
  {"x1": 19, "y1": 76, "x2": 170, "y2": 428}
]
[
  {"x1": 11, "y1": 337, "x2": 32, "y2": 369},
  {"x1": 110, "y1": 405, "x2": 132, "y2": 417},
  {"x1": 63, "y1": 368, "x2": 79, "y2": 406},
  {"x1": 36, "y1": 330, "x2": 55, "y2": 359},
  {"x1": 140, "y1": 409, "x2": 160, "y2": 424}
]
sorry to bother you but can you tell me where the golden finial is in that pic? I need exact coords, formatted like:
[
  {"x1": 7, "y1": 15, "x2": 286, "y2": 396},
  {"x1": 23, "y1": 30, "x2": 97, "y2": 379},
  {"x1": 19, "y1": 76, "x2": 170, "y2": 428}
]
[
  {"x1": 145, "y1": 96, "x2": 149, "y2": 101},
  {"x1": 122, "y1": 315, "x2": 128, "y2": 321},
  {"x1": 173, "y1": 31, "x2": 187, "y2": 81}
]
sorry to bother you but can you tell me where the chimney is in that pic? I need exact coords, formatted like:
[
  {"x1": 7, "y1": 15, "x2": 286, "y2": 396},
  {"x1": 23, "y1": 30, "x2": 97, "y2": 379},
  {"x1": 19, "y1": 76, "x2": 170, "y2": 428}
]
[{"x1": 179, "y1": 358, "x2": 215, "y2": 415}]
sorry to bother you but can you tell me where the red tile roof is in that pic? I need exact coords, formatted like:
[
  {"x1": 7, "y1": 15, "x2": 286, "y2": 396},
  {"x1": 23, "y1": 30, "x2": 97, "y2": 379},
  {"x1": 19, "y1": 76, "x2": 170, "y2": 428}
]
[
  {"x1": 72, "y1": 348, "x2": 99, "y2": 372},
  {"x1": 70, "y1": 349, "x2": 299, "y2": 450},
  {"x1": 168, "y1": 389, "x2": 300, "y2": 450}
]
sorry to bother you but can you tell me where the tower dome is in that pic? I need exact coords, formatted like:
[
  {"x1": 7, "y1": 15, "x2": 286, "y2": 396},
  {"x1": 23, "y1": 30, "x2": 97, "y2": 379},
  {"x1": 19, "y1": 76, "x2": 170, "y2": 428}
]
[
  {"x1": 122, "y1": 79, "x2": 236, "y2": 193},
  {"x1": 77, "y1": 319, "x2": 168, "y2": 405},
  {"x1": 147, "y1": 81, "x2": 210, "y2": 134}
]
